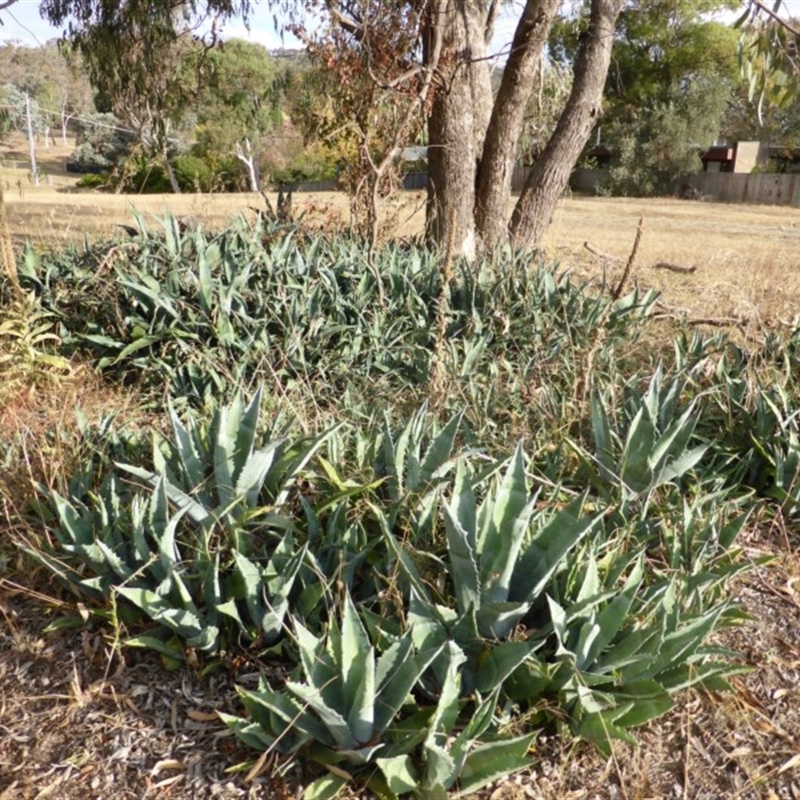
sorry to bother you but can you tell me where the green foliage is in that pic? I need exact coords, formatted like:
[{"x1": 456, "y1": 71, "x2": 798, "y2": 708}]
[
  {"x1": 75, "y1": 172, "x2": 109, "y2": 189},
  {"x1": 190, "y1": 38, "x2": 278, "y2": 165},
  {"x1": 27, "y1": 388, "x2": 330, "y2": 656},
  {"x1": 116, "y1": 156, "x2": 173, "y2": 193},
  {"x1": 16, "y1": 220, "x2": 800, "y2": 794},
  {"x1": 171, "y1": 154, "x2": 215, "y2": 193},
  {"x1": 270, "y1": 152, "x2": 338, "y2": 186},
  {"x1": 553, "y1": 3, "x2": 740, "y2": 113},
  {"x1": 0, "y1": 290, "x2": 72, "y2": 395},
  {"x1": 20, "y1": 214, "x2": 658, "y2": 410},
  {"x1": 736, "y1": 9, "x2": 800, "y2": 125},
  {"x1": 69, "y1": 112, "x2": 135, "y2": 174},
  {"x1": 602, "y1": 80, "x2": 729, "y2": 197}
]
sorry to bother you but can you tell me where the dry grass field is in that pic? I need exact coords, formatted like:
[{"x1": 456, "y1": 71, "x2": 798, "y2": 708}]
[
  {"x1": 4, "y1": 132, "x2": 800, "y2": 330},
  {"x1": 3, "y1": 136, "x2": 800, "y2": 799}
]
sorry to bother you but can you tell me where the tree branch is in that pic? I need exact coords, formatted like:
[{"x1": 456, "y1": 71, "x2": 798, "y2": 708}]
[
  {"x1": 325, "y1": 0, "x2": 364, "y2": 38},
  {"x1": 0, "y1": 0, "x2": 20, "y2": 13},
  {"x1": 748, "y1": 0, "x2": 800, "y2": 37}
]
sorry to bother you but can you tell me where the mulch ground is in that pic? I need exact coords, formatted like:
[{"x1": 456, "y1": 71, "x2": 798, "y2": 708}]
[{"x1": 2, "y1": 518, "x2": 800, "y2": 800}]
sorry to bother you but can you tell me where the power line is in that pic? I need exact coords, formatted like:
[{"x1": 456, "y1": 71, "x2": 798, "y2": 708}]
[{"x1": 0, "y1": 100, "x2": 136, "y2": 135}]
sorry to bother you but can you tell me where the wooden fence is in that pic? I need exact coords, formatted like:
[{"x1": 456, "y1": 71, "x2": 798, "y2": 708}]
[{"x1": 684, "y1": 172, "x2": 800, "y2": 207}]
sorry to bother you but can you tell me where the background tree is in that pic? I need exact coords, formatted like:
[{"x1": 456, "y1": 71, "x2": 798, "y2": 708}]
[
  {"x1": 67, "y1": 112, "x2": 136, "y2": 177},
  {"x1": 189, "y1": 38, "x2": 279, "y2": 191},
  {"x1": 288, "y1": 2, "x2": 435, "y2": 243},
  {"x1": 0, "y1": 41, "x2": 95, "y2": 145},
  {"x1": 603, "y1": 79, "x2": 729, "y2": 195},
  {"x1": 551, "y1": 0, "x2": 741, "y2": 195},
  {"x1": 32, "y1": 2, "x2": 253, "y2": 193},
  {"x1": 1, "y1": 0, "x2": 663, "y2": 252},
  {"x1": 6, "y1": 0, "x2": 625, "y2": 253},
  {"x1": 516, "y1": 63, "x2": 573, "y2": 166}
]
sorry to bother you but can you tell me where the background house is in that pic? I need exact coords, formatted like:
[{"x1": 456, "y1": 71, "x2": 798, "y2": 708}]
[{"x1": 701, "y1": 141, "x2": 769, "y2": 173}]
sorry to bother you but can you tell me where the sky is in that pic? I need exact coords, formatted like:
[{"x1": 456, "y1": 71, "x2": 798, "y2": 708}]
[{"x1": 0, "y1": 0, "x2": 520, "y2": 55}]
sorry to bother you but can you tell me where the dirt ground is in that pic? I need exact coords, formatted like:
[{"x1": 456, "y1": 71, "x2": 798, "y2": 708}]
[{"x1": 3, "y1": 135, "x2": 800, "y2": 798}]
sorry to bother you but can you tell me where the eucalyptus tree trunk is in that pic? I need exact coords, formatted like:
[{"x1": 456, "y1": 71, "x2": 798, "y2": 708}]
[
  {"x1": 509, "y1": 0, "x2": 624, "y2": 247},
  {"x1": 425, "y1": 0, "x2": 493, "y2": 260},
  {"x1": 164, "y1": 153, "x2": 182, "y2": 194},
  {"x1": 474, "y1": 0, "x2": 561, "y2": 248},
  {"x1": 427, "y1": 0, "x2": 624, "y2": 257}
]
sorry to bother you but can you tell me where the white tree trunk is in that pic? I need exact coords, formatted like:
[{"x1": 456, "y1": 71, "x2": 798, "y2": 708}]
[
  {"x1": 235, "y1": 138, "x2": 260, "y2": 192},
  {"x1": 25, "y1": 93, "x2": 39, "y2": 187}
]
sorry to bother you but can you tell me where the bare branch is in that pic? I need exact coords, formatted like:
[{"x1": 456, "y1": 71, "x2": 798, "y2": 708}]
[
  {"x1": 584, "y1": 240, "x2": 621, "y2": 261},
  {"x1": 325, "y1": 0, "x2": 364, "y2": 38},
  {"x1": 748, "y1": 0, "x2": 800, "y2": 37},
  {"x1": 611, "y1": 216, "x2": 643, "y2": 300},
  {"x1": 373, "y1": 65, "x2": 424, "y2": 90}
]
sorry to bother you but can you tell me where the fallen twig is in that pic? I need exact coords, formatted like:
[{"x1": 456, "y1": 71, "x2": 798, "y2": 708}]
[
  {"x1": 583, "y1": 240, "x2": 621, "y2": 261},
  {"x1": 653, "y1": 312, "x2": 748, "y2": 328},
  {"x1": 652, "y1": 261, "x2": 697, "y2": 274},
  {"x1": 584, "y1": 242, "x2": 697, "y2": 275},
  {"x1": 687, "y1": 316, "x2": 747, "y2": 328}
]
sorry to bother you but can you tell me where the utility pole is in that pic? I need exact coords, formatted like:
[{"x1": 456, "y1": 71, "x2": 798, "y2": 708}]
[{"x1": 25, "y1": 92, "x2": 39, "y2": 187}]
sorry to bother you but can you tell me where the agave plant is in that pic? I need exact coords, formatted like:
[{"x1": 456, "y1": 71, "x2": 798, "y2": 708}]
[
  {"x1": 222, "y1": 592, "x2": 535, "y2": 797},
  {"x1": 375, "y1": 405, "x2": 465, "y2": 540},
  {"x1": 119, "y1": 387, "x2": 336, "y2": 547},
  {"x1": 376, "y1": 443, "x2": 603, "y2": 699},
  {"x1": 431, "y1": 445, "x2": 600, "y2": 640},
  {"x1": 574, "y1": 370, "x2": 707, "y2": 511},
  {"x1": 30, "y1": 388, "x2": 331, "y2": 655}
]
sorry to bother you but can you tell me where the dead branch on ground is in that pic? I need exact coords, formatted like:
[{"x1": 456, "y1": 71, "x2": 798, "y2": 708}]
[
  {"x1": 583, "y1": 240, "x2": 620, "y2": 261},
  {"x1": 584, "y1": 240, "x2": 698, "y2": 275},
  {"x1": 653, "y1": 261, "x2": 697, "y2": 274}
]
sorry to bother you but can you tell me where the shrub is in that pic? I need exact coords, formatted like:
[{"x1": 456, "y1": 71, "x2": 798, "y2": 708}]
[
  {"x1": 75, "y1": 173, "x2": 109, "y2": 189},
  {"x1": 116, "y1": 156, "x2": 172, "y2": 193},
  {"x1": 171, "y1": 153, "x2": 214, "y2": 192}
]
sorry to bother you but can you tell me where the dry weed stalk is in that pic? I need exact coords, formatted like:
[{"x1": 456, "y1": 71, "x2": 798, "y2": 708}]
[
  {"x1": 429, "y1": 209, "x2": 456, "y2": 407},
  {"x1": 0, "y1": 181, "x2": 22, "y2": 300},
  {"x1": 574, "y1": 216, "x2": 644, "y2": 405}
]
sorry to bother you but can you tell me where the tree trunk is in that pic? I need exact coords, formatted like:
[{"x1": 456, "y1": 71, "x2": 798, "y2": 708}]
[
  {"x1": 61, "y1": 110, "x2": 75, "y2": 146},
  {"x1": 509, "y1": 0, "x2": 624, "y2": 248},
  {"x1": 474, "y1": 0, "x2": 561, "y2": 249},
  {"x1": 164, "y1": 154, "x2": 181, "y2": 194},
  {"x1": 426, "y1": 0, "x2": 492, "y2": 259},
  {"x1": 427, "y1": 0, "x2": 622, "y2": 258},
  {"x1": 236, "y1": 138, "x2": 260, "y2": 192},
  {"x1": 24, "y1": 92, "x2": 39, "y2": 187}
]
